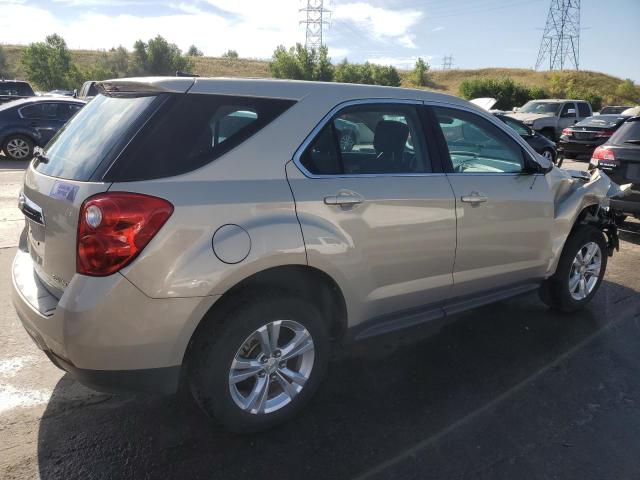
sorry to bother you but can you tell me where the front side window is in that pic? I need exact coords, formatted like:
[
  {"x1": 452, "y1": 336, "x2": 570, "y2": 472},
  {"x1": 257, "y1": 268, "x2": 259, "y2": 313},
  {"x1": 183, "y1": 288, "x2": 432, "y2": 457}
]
[
  {"x1": 561, "y1": 103, "x2": 576, "y2": 117},
  {"x1": 433, "y1": 107, "x2": 525, "y2": 174},
  {"x1": 301, "y1": 103, "x2": 430, "y2": 175}
]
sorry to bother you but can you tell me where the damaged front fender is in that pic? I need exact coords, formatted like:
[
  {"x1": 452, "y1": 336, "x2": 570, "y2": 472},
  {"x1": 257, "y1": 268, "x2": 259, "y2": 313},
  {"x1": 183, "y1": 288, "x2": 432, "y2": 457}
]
[{"x1": 546, "y1": 167, "x2": 621, "y2": 275}]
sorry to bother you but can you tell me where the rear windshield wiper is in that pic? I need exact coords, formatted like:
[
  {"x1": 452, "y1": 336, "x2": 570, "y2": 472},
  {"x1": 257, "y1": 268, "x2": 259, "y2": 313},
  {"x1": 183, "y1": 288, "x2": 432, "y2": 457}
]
[
  {"x1": 623, "y1": 139, "x2": 640, "y2": 145},
  {"x1": 33, "y1": 147, "x2": 49, "y2": 164}
]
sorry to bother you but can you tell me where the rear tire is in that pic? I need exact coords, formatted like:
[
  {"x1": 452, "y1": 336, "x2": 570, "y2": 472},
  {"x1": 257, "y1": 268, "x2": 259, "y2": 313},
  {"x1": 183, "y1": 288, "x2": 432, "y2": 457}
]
[
  {"x1": 541, "y1": 148, "x2": 556, "y2": 164},
  {"x1": 188, "y1": 291, "x2": 330, "y2": 433},
  {"x1": 3, "y1": 135, "x2": 34, "y2": 161},
  {"x1": 539, "y1": 225, "x2": 607, "y2": 312}
]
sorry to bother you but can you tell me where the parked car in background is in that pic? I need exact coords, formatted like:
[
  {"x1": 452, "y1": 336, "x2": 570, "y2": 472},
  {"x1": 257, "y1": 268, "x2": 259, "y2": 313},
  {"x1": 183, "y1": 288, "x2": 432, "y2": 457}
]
[
  {"x1": 495, "y1": 114, "x2": 557, "y2": 163},
  {"x1": 11, "y1": 78, "x2": 622, "y2": 433},
  {"x1": 44, "y1": 90, "x2": 76, "y2": 97},
  {"x1": 599, "y1": 106, "x2": 633, "y2": 115},
  {"x1": 507, "y1": 99, "x2": 592, "y2": 141},
  {"x1": 470, "y1": 98, "x2": 557, "y2": 163},
  {"x1": 589, "y1": 116, "x2": 640, "y2": 219},
  {"x1": 0, "y1": 80, "x2": 36, "y2": 105},
  {"x1": 621, "y1": 106, "x2": 640, "y2": 117},
  {"x1": 0, "y1": 97, "x2": 84, "y2": 160},
  {"x1": 78, "y1": 80, "x2": 99, "y2": 101},
  {"x1": 558, "y1": 115, "x2": 629, "y2": 161}
]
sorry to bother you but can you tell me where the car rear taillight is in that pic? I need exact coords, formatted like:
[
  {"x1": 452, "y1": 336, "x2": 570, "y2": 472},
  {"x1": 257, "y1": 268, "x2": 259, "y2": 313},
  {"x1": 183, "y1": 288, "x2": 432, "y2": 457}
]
[
  {"x1": 590, "y1": 146, "x2": 618, "y2": 168},
  {"x1": 595, "y1": 129, "x2": 615, "y2": 138},
  {"x1": 77, "y1": 192, "x2": 173, "y2": 276},
  {"x1": 561, "y1": 128, "x2": 572, "y2": 136}
]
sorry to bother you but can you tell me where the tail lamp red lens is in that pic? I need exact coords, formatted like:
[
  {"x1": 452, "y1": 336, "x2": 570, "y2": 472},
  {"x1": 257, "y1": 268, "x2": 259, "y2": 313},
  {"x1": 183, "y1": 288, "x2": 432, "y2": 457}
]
[
  {"x1": 561, "y1": 128, "x2": 571, "y2": 136},
  {"x1": 595, "y1": 129, "x2": 615, "y2": 138},
  {"x1": 591, "y1": 146, "x2": 618, "y2": 166},
  {"x1": 77, "y1": 192, "x2": 174, "y2": 276}
]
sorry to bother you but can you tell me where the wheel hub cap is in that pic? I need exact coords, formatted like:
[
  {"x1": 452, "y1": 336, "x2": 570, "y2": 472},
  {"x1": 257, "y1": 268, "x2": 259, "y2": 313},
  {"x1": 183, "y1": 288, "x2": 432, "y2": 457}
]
[
  {"x1": 229, "y1": 320, "x2": 315, "y2": 415},
  {"x1": 568, "y1": 241, "x2": 601, "y2": 301}
]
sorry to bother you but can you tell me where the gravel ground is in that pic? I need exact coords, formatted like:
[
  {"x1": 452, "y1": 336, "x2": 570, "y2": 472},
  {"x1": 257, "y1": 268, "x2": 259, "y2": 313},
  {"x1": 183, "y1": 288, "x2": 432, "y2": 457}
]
[{"x1": 1, "y1": 158, "x2": 639, "y2": 480}]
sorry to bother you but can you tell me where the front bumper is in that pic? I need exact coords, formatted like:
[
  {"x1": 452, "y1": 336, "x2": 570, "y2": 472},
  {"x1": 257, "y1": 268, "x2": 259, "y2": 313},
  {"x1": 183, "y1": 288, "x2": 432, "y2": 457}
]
[{"x1": 11, "y1": 247, "x2": 216, "y2": 394}]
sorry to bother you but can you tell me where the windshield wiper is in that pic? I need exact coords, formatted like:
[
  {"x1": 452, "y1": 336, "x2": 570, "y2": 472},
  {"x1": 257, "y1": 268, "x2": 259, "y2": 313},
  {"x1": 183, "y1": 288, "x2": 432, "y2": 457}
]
[{"x1": 33, "y1": 147, "x2": 49, "y2": 164}]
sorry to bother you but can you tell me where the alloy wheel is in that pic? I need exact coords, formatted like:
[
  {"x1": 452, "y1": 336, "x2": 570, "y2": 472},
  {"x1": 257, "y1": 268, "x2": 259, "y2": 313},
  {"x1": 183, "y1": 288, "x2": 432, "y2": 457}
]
[
  {"x1": 6, "y1": 138, "x2": 30, "y2": 159},
  {"x1": 228, "y1": 320, "x2": 315, "y2": 415},
  {"x1": 568, "y1": 241, "x2": 601, "y2": 300}
]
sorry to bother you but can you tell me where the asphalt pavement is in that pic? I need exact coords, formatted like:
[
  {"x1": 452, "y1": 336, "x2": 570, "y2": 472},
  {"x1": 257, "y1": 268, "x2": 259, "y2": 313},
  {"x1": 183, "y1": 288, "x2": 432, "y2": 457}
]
[{"x1": 1, "y1": 157, "x2": 639, "y2": 479}]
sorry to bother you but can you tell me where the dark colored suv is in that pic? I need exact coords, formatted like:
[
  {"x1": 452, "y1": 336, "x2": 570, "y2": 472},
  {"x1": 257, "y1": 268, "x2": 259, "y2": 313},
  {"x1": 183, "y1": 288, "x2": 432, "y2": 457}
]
[
  {"x1": 589, "y1": 116, "x2": 640, "y2": 218},
  {"x1": 0, "y1": 80, "x2": 36, "y2": 105},
  {"x1": 0, "y1": 97, "x2": 84, "y2": 160}
]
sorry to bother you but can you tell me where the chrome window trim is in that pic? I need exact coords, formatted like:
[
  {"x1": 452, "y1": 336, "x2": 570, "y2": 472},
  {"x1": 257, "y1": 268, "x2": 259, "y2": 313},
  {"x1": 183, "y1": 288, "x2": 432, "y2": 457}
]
[
  {"x1": 292, "y1": 98, "x2": 448, "y2": 179},
  {"x1": 423, "y1": 99, "x2": 546, "y2": 170}
]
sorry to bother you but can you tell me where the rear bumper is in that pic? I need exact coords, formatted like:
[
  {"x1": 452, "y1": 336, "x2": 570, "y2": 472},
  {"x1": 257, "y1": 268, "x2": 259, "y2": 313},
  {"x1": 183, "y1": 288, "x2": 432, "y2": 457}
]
[
  {"x1": 557, "y1": 140, "x2": 605, "y2": 156},
  {"x1": 11, "y1": 247, "x2": 218, "y2": 394}
]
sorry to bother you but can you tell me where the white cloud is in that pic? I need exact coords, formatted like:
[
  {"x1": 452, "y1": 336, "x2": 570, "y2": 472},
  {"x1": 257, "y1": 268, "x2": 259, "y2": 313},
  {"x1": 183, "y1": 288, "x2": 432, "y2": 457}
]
[
  {"x1": 332, "y1": 2, "x2": 422, "y2": 47},
  {"x1": 0, "y1": 1, "x2": 306, "y2": 58},
  {"x1": 432, "y1": 26, "x2": 445, "y2": 32}
]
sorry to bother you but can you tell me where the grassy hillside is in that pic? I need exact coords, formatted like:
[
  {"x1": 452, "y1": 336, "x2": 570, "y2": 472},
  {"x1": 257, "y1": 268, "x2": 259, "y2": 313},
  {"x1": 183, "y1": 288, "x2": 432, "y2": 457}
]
[{"x1": 2, "y1": 44, "x2": 635, "y2": 103}]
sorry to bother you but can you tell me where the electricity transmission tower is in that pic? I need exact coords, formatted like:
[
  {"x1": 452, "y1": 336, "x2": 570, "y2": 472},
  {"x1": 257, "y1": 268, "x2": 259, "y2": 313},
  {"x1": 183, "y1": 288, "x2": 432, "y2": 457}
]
[
  {"x1": 300, "y1": 0, "x2": 330, "y2": 49},
  {"x1": 441, "y1": 55, "x2": 454, "y2": 70},
  {"x1": 535, "y1": 0, "x2": 581, "y2": 70}
]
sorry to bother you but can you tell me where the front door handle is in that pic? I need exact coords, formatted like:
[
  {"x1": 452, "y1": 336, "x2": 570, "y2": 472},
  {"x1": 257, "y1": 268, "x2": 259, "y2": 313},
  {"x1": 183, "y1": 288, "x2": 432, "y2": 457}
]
[
  {"x1": 324, "y1": 191, "x2": 364, "y2": 207},
  {"x1": 461, "y1": 192, "x2": 488, "y2": 204}
]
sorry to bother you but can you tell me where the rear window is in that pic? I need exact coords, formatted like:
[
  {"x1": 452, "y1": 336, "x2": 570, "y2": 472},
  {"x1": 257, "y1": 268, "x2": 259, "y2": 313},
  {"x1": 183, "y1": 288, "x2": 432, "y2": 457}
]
[
  {"x1": 0, "y1": 81, "x2": 35, "y2": 97},
  {"x1": 577, "y1": 102, "x2": 591, "y2": 117},
  {"x1": 105, "y1": 94, "x2": 295, "y2": 181},
  {"x1": 20, "y1": 103, "x2": 58, "y2": 119},
  {"x1": 576, "y1": 115, "x2": 626, "y2": 128},
  {"x1": 36, "y1": 94, "x2": 157, "y2": 180},
  {"x1": 610, "y1": 120, "x2": 640, "y2": 146}
]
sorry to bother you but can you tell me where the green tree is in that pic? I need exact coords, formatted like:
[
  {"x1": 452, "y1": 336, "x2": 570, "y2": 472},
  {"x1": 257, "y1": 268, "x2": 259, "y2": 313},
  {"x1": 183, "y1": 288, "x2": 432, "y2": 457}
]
[
  {"x1": 187, "y1": 45, "x2": 204, "y2": 57},
  {"x1": 315, "y1": 45, "x2": 334, "y2": 82},
  {"x1": 221, "y1": 49, "x2": 238, "y2": 59},
  {"x1": 413, "y1": 57, "x2": 429, "y2": 86},
  {"x1": 131, "y1": 35, "x2": 192, "y2": 75},
  {"x1": 334, "y1": 59, "x2": 361, "y2": 83},
  {"x1": 0, "y1": 45, "x2": 8, "y2": 78},
  {"x1": 373, "y1": 64, "x2": 401, "y2": 87},
  {"x1": 615, "y1": 79, "x2": 639, "y2": 103},
  {"x1": 21, "y1": 34, "x2": 76, "y2": 90}
]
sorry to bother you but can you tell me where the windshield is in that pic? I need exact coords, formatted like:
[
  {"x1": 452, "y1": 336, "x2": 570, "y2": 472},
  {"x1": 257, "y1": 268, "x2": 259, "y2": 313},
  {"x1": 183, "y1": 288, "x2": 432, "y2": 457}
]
[
  {"x1": 0, "y1": 82, "x2": 35, "y2": 97},
  {"x1": 36, "y1": 94, "x2": 157, "y2": 180},
  {"x1": 519, "y1": 101, "x2": 561, "y2": 114}
]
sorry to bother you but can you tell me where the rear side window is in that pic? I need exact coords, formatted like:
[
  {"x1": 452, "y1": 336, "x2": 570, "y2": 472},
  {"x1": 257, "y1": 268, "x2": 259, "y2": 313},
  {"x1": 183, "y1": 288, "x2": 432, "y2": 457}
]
[
  {"x1": 300, "y1": 103, "x2": 431, "y2": 175},
  {"x1": 577, "y1": 102, "x2": 591, "y2": 117},
  {"x1": 610, "y1": 120, "x2": 640, "y2": 146},
  {"x1": 37, "y1": 94, "x2": 157, "y2": 180},
  {"x1": 107, "y1": 94, "x2": 295, "y2": 181},
  {"x1": 20, "y1": 103, "x2": 58, "y2": 119}
]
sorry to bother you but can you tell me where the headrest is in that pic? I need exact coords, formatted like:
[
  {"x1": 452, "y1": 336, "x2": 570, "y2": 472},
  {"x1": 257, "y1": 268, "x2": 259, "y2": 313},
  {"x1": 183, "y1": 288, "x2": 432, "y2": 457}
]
[{"x1": 373, "y1": 120, "x2": 409, "y2": 155}]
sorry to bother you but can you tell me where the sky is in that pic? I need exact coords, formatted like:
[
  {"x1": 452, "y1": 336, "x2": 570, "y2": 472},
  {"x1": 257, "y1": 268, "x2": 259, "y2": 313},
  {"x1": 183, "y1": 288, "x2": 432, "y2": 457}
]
[{"x1": 1, "y1": 0, "x2": 639, "y2": 81}]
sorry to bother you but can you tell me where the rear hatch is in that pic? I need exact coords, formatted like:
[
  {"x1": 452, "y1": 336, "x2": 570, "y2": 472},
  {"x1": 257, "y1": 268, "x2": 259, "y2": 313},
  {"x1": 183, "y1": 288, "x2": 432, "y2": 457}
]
[{"x1": 19, "y1": 78, "x2": 194, "y2": 296}]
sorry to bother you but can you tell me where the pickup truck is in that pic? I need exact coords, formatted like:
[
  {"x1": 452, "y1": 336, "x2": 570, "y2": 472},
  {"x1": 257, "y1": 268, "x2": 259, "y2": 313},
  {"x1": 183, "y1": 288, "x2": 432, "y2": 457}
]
[{"x1": 507, "y1": 99, "x2": 592, "y2": 142}]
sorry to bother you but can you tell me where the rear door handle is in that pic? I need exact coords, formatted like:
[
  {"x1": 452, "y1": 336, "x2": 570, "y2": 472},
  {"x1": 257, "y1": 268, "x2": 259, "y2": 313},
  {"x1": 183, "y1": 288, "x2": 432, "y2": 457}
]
[
  {"x1": 324, "y1": 191, "x2": 364, "y2": 207},
  {"x1": 461, "y1": 192, "x2": 488, "y2": 204}
]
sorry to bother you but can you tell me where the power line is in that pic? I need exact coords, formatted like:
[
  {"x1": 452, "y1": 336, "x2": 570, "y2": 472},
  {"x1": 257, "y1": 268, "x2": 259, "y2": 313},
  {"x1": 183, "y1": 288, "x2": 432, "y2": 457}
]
[
  {"x1": 300, "y1": 0, "x2": 330, "y2": 49},
  {"x1": 535, "y1": 0, "x2": 581, "y2": 70}
]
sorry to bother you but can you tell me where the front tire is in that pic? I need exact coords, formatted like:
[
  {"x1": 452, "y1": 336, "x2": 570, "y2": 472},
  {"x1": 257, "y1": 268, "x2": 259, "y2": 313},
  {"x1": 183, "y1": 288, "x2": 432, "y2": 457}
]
[
  {"x1": 3, "y1": 135, "x2": 34, "y2": 160},
  {"x1": 189, "y1": 291, "x2": 330, "y2": 433},
  {"x1": 539, "y1": 225, "x2": 608, "y2": 312}
]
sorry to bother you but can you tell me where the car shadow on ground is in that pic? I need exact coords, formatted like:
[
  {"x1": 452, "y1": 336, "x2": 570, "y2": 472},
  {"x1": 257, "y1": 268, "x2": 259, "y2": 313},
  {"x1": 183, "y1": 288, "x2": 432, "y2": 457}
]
[
  {"x1": 36, "y1": 280, "x2": 637, "y2": 480},
  {"x1": 619, "y1": 220, "x2": 640, "y2": 246}
]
